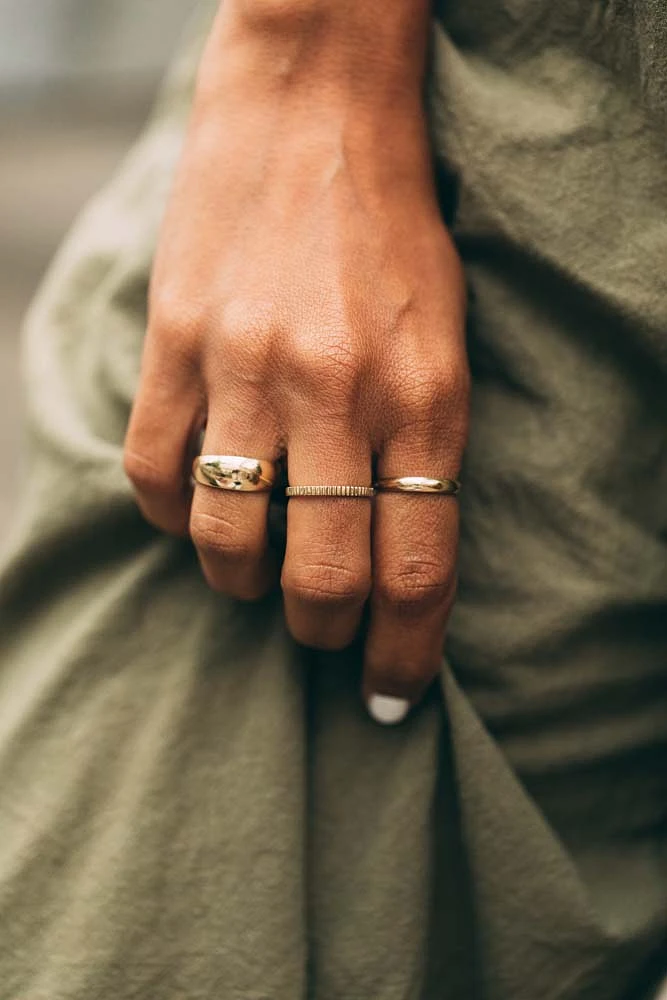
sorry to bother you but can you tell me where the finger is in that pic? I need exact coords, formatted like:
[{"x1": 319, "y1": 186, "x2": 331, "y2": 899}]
[
  {"x1": 190, "y1": 403, "x2": 281, "y2": 601},
  {"x1": 124, "y1": 338, "x2": 203, "y2": 536},
  {"x1": 363, "y1": 396, "x2": 467, "y2": 724},
  {"x1": 281, "y1": 423, "x2": 372, "y2": 651}
]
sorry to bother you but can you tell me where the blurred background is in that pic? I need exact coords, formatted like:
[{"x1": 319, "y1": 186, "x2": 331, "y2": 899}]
[{"x1": 0, "y1": 0, "x2": 196, "y2": 542}]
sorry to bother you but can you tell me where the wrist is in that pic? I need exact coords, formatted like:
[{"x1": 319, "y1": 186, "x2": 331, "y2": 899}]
[{"x1": 198, "y1": 0, "x2": 431, "y2": 117}]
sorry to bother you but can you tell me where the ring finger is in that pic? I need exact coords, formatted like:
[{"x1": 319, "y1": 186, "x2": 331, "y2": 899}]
[{"x1": 363, "y1": 428, "x2": 463, "y2": 724}]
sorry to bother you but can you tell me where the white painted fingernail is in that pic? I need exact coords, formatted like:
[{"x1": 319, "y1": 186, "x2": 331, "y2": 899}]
[{"x1": 367, "y1": 694, "x2": 410, "y2": 726}]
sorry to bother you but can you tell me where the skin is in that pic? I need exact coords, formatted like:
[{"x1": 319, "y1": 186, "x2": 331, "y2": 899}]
[{"x1": 124, "y1": 0, "x2": 470, "y2": 722}]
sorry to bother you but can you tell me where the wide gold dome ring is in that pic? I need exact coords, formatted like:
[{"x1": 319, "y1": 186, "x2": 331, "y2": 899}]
[
  {"x1": 193, "y1": 455, "x2": 277, "y2": 492},
  {"x1": 374, "y1": 476, "x2": 461, "y2": 495}
]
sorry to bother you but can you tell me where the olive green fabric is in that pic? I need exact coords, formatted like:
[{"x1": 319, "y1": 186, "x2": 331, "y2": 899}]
[{"x1": 1, "y1": 3, "x2": 666, "y2": 998}]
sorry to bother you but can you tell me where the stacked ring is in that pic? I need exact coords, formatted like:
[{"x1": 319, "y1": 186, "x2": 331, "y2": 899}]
[{"x1": 192, "y1": 457, "x2": 461, "y2": 498}]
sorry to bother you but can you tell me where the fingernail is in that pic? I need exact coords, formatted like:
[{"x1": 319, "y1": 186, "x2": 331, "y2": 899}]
[{"x1": 367, "y1": 694, "x2": 410, "y2": 726}]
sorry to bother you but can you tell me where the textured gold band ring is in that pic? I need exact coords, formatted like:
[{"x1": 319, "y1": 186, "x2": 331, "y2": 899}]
[
  {"x1": 285, "y1": 485, "x2": 376, "y2": 498},
  {"x1": 374, "y1": 476, "x2": 461, "y2": 495},
  {"x1": 193, "y1": 455, "x2": 276, "y2": 492}
]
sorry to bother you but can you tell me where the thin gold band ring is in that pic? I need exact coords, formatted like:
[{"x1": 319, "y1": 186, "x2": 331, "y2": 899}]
[
  {"x1": 285, "y1": 485, "x2": 375, "y2": 498},
  {"x1": 374, "y1": 477, "x2": 461, "y2": 495}
]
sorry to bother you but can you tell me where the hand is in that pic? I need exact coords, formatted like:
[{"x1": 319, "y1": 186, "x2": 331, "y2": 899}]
[{"x1": 124, "y1": 4, "x2": 470, "y2": 722}]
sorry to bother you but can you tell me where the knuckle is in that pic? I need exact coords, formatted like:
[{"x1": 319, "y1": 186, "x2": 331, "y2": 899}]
[
  {"x1": 149, "y1": 289, "x2": 207, "y2": 354},
  {"x1": 376, "y1": 563, "x2": 453, "y2": 611},
  {"x1": 288, "y1": 333, "x2": 367, "y2": 402},
  {"x1": 282, "y1": 561, "x2": 371, "y2": 607},
  {"x1": 220, "y1": 298, "x2": 277, "y2": 359},
  {"x1": 190, "y1": 511, "x2": 264, "y2": 563},
  {"x1": 123, "y1": 447, "x2": 177, "y2": 496},
  {"x1": 394, "y1": 358, "x2": 470, "y2": 418},
  {"x1": 387, "y1": 359, "x2": 471, "y2": 453}
]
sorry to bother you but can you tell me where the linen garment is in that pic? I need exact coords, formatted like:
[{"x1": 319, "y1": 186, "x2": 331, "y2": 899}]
[{"x1": 1, "y1": 2, "x2": 666, "y2": 998}]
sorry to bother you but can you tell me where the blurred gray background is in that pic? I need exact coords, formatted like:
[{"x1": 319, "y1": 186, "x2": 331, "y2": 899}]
[{"x1": 0, "y1": 0, "x2": 196, "y2": 543}]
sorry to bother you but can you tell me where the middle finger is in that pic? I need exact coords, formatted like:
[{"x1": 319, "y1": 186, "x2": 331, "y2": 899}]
[{"x1": 281, "y1": 422, "x2": 373, "y2": 651}]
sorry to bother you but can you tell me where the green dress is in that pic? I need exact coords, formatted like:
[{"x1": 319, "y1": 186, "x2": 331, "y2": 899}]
[{"x1": 1, "y1": 2, "x2": 666, "y2": 997}]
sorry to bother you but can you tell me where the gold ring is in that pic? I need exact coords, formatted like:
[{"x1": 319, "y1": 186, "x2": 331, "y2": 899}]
[
  {"x1": 193, "y1": 455, "x2": 276, "y2": 492},
  {"x1": 374, "y1": 476, "x2": 460, "y2": 495},
  {"x1": 285, "y1": 485, "x2": 375, "y2": 498}
]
